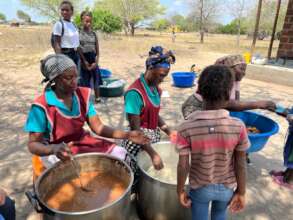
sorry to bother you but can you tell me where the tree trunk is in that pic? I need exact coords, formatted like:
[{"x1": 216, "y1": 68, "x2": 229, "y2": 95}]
[
  {"x1": 200, "y1": 31, "x2": 204, "y2": 43},
  {"x1": 123, "y1": 20, "x2": 129, "y2": 36},
  {"x1": 237, "y1": 19, "x2": 241, "y2": 48},
  {"x1": 130, "y1": 23, "x2": 135, "y2": 36},
  {"x1": 123, "y1": 26, "x2": 128, "y2": 36},
  {"x1": 199, "y1": 0, "x2": 204, "y2": 44}
]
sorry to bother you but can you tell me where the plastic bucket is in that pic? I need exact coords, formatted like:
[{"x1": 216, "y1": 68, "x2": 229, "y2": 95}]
[
  {"x1": 98, "y1": 68, "x2": 112, "y2": 78},
  {"x1": 171, "y1": 72, "x2": 197, "y2": 88},
  {"x1": 243, "y1": 52, "x2": 251, "y2": 64}
]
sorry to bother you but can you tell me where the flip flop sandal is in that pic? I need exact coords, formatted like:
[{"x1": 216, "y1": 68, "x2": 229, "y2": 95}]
[
  {"x1": 269, "y1": 170, "x2": 285, "y2": 176},
  {"x1": 95, "y1": 98, "x2": 101, "y2": 103},
  {"x1": 272, "y1": 174, "x2": 293, "y2": 190}
]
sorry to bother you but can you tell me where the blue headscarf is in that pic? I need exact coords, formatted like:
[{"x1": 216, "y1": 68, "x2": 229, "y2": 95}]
[{"x1": 145, "y1": 46, "x2": 175, "y2": 70}]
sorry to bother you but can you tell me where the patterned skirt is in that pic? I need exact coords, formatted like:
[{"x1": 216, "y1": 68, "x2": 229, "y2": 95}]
[
  {"x1": 122, "y1": 127, "x2": 161, "y2": 191},
  {"x1": 122, "y1": 127, "x2": 161, "y2": 158}
]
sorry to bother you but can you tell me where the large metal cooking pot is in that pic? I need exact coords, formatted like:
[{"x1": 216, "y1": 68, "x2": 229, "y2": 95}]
[
  {"x1": 137, "y1": 141, "x2": 191, "y2": 220},
  {"x1": 26, "y1": 153, "x2": 133, "y2": 220}
]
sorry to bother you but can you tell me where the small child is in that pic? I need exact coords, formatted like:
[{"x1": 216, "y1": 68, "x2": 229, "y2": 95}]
[
  {"x1": 177, "y1": 65, "x2": 250, "y2": 220},
  {"x1": 182, "y1": 55, "x2": 275, "y2": 164},
  {"x1": 79, "y1": 11, "x2": 102, "y2": 103},
  {"x1": 270, "y1": 106, "x2": 293, "y2": 189}
]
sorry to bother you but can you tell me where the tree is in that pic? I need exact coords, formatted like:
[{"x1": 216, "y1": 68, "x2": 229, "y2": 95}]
[
  {"x1": 20, "y1": 0, "x2": 82, "y2": 20},
  {"x1": 246, "y1": 0, "x2": 288, "y2": 35},
  {"x1": 217, "y1": 19, "x2": 248, "y2": 35},
  {"x1": 0, "y1": 12, "x2": 6, "y2": 21},
  {"x1": 188, "y1": 0, "x2": 221, "y2": 43},
  {"x1": 170, "y1": 15, "x2": 185, "y2": 31},
  {"x1": 225, "y1": 0, "x2": 252, "y2": 47},
  {"x1": 74, "y1": 9, "x2": 122, "y2": 33},
  {"x1": 17, "y1": 10, "x2": 31, "y2": 23},
  {"x1": 95, "y1": 0, "x2": 165, "y2": 36},
  {"x1": 151, "y1": 18, "x2": 170, "y2": 33}
]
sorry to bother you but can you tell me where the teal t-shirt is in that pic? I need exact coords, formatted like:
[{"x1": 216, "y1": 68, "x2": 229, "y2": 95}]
[
  {"x1": 24, "y1": 88, "x2": 97, "y2": 137},
  {"x1": 125, "y1": 74, "x2": 160, "y2": 115}
]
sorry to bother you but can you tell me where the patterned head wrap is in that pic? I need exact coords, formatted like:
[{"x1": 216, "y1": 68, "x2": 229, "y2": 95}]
[
  {"x1": 215, "y1": 55, "x2": 246, "y2": 67},
  {"x1": 40, "y1": 54, "x2": 76, "y2": 83},
  {"x1": 145, "y1": 46, "x2": 176, "y2": 70}
]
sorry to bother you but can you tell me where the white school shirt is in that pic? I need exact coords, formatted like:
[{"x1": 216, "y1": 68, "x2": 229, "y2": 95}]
[{"x1": 53, "y1": 19, "x2": 79, "y2": 49}]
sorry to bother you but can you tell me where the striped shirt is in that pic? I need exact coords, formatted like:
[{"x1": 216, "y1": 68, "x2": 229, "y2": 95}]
[
  {"x1": 177, "y1": 109, "x2": 250, "y2": 190},
  {"x1": 79, "y1": 30, "x2": 97, "y2": 53}
]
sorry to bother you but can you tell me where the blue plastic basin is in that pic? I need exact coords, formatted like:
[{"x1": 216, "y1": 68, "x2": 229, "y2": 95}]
[
  {"x1": 172, "y1": 72, "x2": 197, "y2": 88},
  {"x1": 98, "y1": 68, "x2": 112, "y2": 78},
  {"x1": 230, "y1": 111, "x2": 279, "y2": 153}
]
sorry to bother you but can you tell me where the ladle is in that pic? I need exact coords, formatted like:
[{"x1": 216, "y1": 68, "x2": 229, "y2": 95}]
[{"x1": 63, "y1": 142, "x2": 93, "y2": 192}]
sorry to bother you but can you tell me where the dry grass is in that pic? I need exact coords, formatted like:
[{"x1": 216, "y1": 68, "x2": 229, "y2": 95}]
[{"x1": 0, "y1": 25, "x2": 279, "y2": 69}]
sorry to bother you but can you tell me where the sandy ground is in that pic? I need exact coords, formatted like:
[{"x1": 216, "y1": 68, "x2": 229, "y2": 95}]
[{"x1": 0, "y1": 27, "x2": 292, "y2": 219}]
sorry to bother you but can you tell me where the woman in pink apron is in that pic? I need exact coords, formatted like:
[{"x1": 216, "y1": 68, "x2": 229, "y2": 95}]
[{"x1": 25, "y1": 54, "x2": 149, "y2": 179}]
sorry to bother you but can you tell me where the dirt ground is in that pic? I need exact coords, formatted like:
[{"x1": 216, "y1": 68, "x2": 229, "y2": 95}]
[{"x1": 0, "y1": 25, "x2": 292, "y2": 220}]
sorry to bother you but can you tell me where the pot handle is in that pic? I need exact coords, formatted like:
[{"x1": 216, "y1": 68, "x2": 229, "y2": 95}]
[{"x1": 25, "y1": 191, "x2": 43, "y2": 213}]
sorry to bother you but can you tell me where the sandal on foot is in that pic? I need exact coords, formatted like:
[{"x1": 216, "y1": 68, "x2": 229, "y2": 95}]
[
  {"x1": 95, "y1": 98, "x2": 101, "y2": 103},
  {"x1": 271, "y1": 174, "x2": 293, "y2": 190},
  {"x1": 269, "y1": 170, "x2": 285, "y2": 177}
]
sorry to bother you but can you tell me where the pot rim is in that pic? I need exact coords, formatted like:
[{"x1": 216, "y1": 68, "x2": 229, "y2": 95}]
[
  {"x1": 137, "y1": 141, "x2": 188, "y2": 186},
  {"x1": 35, "y1": 152, "x2": 134, "y2": 215}
]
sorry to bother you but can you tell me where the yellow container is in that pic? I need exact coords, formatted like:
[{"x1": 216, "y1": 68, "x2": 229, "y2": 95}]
[{"x1": 243, "y1": 52, "x2": 251, "y2": 64}]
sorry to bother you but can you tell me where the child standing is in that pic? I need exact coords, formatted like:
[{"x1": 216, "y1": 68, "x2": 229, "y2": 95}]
[
  {"x1": 52, "y1": 1, "x2": 80, "y2": 65},
  {"x1": 79, "y1": 11, "x2": 102, "y2": 103},
  {"x1": 177, "y1": 65, "x2": 250, "y2": 220}
]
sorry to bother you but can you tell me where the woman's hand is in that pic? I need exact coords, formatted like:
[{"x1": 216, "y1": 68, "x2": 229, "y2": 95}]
[
  {"x1": 83, "y1": 61, "x2": 91, "y2": 71},
  {"x1": 0, "y1": 188, "x2": 7, "y2": 206},
  {"x1": 229, "y1": 193, "x2": 245, "y2": 213},
  {"x1": 51, "y1": 143, "x2": 72, "y2": 161},
  {"x1": 127, "y1": 130, "x2": 150, "y2": 145},
  {"x1": 258, "y1": 101, "x2": 276, "y2": 111},
  {"x1": 169, "y1": 130, "x2": 178, "y2": 143},
  {"x1": 151, "y1": 152, "x2": 164, "y2": 170},
  {"x1": 90, "y1": 62, "x2": 97, "y2": 71},
  {"x1": 287, "y1": 114, "x2": 293, "y2": 123},
  {"x1": 178, "y1": 190, "x2": 191, "y2": 208}
]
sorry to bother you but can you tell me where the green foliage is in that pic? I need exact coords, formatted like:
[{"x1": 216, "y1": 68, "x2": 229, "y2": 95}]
[
  {"x1": 95, "y1": 0, "x2": 165, "y2": 35},
  {"x1": 0, "y1": 12, "x2": 6, "y2": 21},
  {"x1": 151, "y1": 18, "x2": 170, "y2": 31},
  {"x1": 74, "y1": 9, "x2": 122, "y2": 33},
  {"x1": 20, "y1": 0, "x2": 81, "y2": 20},
  {"x1": 170, "y1": 14, "x2": 197, "y2": 32},
  {"x1": 217, "y1": 19, "x2": 247, "y2": 34},
  {"x1": 17, "y1": 10, "x2": 31, "y2": 22},
  {"x1": 246, "y1": 0, "x2": 288, "y2": 34}
]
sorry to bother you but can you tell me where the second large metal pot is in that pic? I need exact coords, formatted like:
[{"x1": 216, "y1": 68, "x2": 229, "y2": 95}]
[
  {"x1": 28, "y1": 153, "x2": 133, "y2": 220},
  {"x1": 137, "y1": 141, "x2": 191, "y2": 220}
]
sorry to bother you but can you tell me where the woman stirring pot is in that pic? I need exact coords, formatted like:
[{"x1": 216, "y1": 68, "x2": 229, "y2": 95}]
[{"x1": 25, "y1": 54, "x2": 149, "y2": 179}]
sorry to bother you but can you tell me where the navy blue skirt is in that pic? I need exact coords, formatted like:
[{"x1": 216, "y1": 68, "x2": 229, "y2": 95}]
[{"x1": 80, "y1": 52, "x2": 102, "y2": 89}]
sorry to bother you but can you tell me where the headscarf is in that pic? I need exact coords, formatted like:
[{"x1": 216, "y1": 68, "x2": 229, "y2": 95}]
[
  {"x1": 145, "y1": 46, "x2": 175, "y2": 70},
  {"x1": 215, "y1": 55, "x2": 246, "y2": 68},
  {"x1": 40, "y1": 54, "x2": 76, "y2": 84}
]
